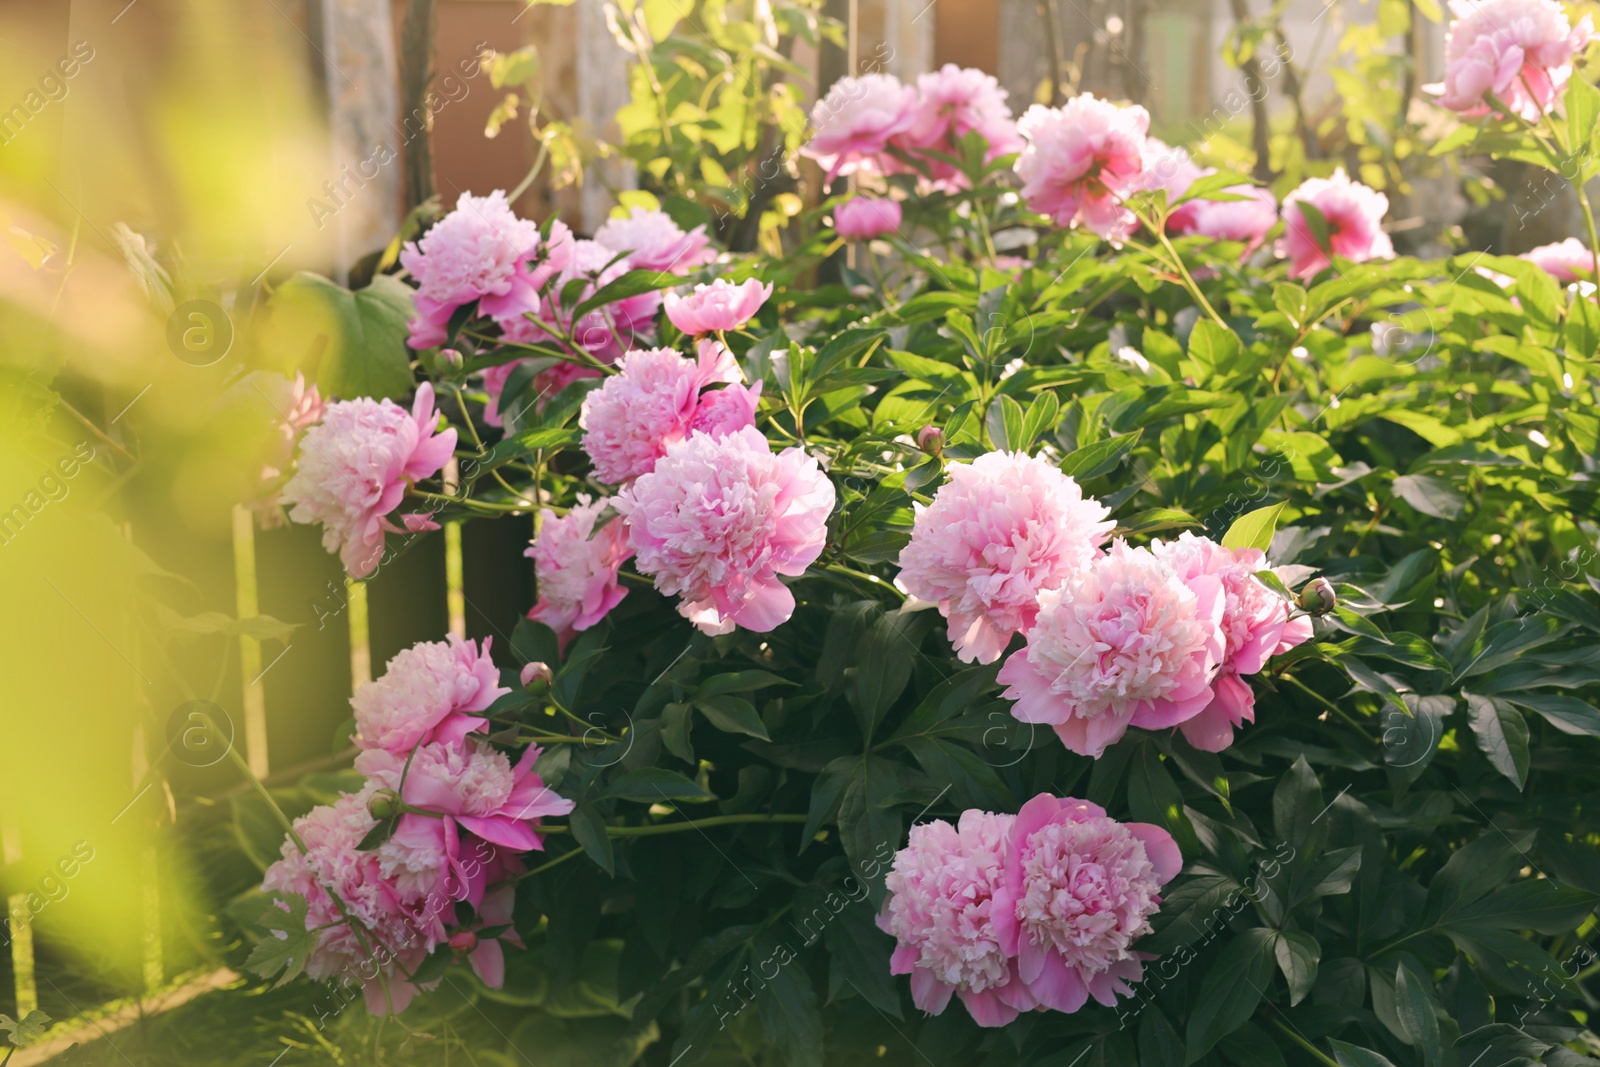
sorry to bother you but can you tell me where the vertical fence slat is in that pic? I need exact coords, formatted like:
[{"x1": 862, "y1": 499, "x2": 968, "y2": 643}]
[
  {"x1": 233, "y1": 505, "x2": 270, "y2": 778},
  {"x1": 2, "y1": 815, "x2": 36, "y2": 1018}
]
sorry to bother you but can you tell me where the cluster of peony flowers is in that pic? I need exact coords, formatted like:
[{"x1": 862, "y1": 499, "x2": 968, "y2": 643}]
[
  {"x1": 898, "y1": 452, "x2": 1310, "y2": 757},
  {"x1": 1427, "y1": 0, "x2": 1592, "y2": 120},
  {"x1": 877, "y1": 794, "x2": 1180, "y2": 1026},
  {"x1": 280, "y1": 383, "x2": 457, "y2": 579},
  {"x1": 262, "y1": 635, "x2": 573, "y2": 1014},
  {"x1": 521, "y1": 337, "x2": 832, "y2": 640},
  {"x1": 802, "y1": 64, "x2": 1022, "y2": 189}
]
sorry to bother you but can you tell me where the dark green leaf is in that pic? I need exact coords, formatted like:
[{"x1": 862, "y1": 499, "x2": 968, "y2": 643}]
[
  {"x1": 1184, "y1": 927, "x2": 1276, "y2": 1061},
  {"x1": 1466, "y1": 693, "x2": 1529, "y2": 789},
  {"x1": 694, "y1": 693, "x2": 771, "y2": 741}
]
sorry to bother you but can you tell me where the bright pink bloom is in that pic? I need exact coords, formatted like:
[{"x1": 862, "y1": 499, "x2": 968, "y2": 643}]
[
  {"x1": 1427, "y1": 0, "x2": 1592, "y2": 120},
  {"x1": 992, "y1": 794, "x2": 1179, "y2": 1013},
  {"x1": 877, "y1": 810, "x2": 1037, "y2": 1027},
  {"x1": 834, "y1": 196, "x2": 903, "y2": 240},
  {"x1": 1188, "y1": 186, "x2": 1279, "y2": 251},
  {"x1": 1015, "y1": 94, "x2": 1150, "y2": 241},
  {"x1": 1277, "y1": 169, "x2": 1394, "y2": 279},
  {"x1": 352, "y1": 634, "x2": 507, "y2": 755},
  {"x1": 897, "y1": 452, "x2": 1113, "y2": 665},
  {"x1": 357, "y1": 739, "x2": 575, "y2": 885},
  {"x1": 1138, "y1": 138, "x2": 1206, "y2": 234},
  {"x1": 1522, "y1": 236, "x2": 1596, "y2": 281},
  {"x1": 996, "y1": 540, "x2": 1224, "y2": 758},
  {"x1": 688, "y1": 380, "x2": 762, "y2": 438},
  {"x1": 893, "y1": 64, "x2": 1022, "y2": 190},
  {"x1": 595, "y1": 207, "x2": 716, "y2": 275},
  {"x1": 525, "y1": 494, "x2": 633, "y2": 646},
  {"x1": 262, "y1": 791, "x2": 441, "y2": 1014},
  {"x1": 400, "y1": 190, "x2": 544, "y2": 349},
  {"x1": 664, "y1": 278, "x2": 773, "y2": 336},
  {"x1": 281, "y1": 383, "x2": 458, "y2": 579},
  {"x1": 615, "y1": 426, "x2": 835, "y2": 635},
  {"x1": 801, "y1": 73, "x2": 919, "y2": 180},
  {"x1": 1151, "y1": 533, "x2": 1307, "y2": 751},
  {"x1": 579, "y1": 341, "x2": 742, "y2": 484}
]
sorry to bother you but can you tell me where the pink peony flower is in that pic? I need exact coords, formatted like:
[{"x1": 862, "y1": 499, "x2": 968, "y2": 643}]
[
  {"x1": 1277, "y1": 169, "x2": 1394, "y2": 279},
  {"x1": 877, "y1": 810, "x2": 1038, "y2": 1027},
  {"x1": 253, "y1": 372, "x2": 326, "y2": 526},
  {"x1": 688, "y1": 380, "x2": 762, "y2": 438},
  {"x1": 1138, "y1": 138, "x2": 1206, "y2": 234},
  {"x1": 1015, "y1": 94, "x2": 1150, "y2": 241},
  {"x1": 448, "y1": 883, "x2": 523, "y2": 988},
  {"x1": 897, "y1": 452, "x2": 1114, "y2": 665},
  {"x1": 1151, "y1": 533, "x2": 1308, "y2": 751},
  {"x1": 579, "y1": 341, "x2": 743, "y2": 484},
  {"x1": 281, "y1": 383, "x2": 458, "y2": 579},
  {"x1": 801, "y1": 73, "x2": 919, "y2": 180},
  {"x1": 352, "y1": 634, "x2": 508, "y2": 755},
  {"x1": 400, "y1": 190, "x2": 544, "y2": 349},
  {"x1": 357, "y1": 739, "x2": 574, "y2": 893},
  {"x1": 663, "y1": 278, "x2": 773, "y2": 336},
  {"x1": 1427, "y1": 0, "x2": 1592, "y2": 120},
  {"x1": 525, "y1": 494, "x2": 633, "y2": 646},
  {"x1": 996, "y1": 540, "x2": 1224, "y2": 758},
  {"x1": 992, "y1": 794, "x2": 1180, "y2": 1013},
  {"x1": 615, "y1": 425, "x2": 835, "y2": 634},
  {"x1": 894, "y1": 64, "x2": 1023, "y2": 190},
  {"x1": 1522, "y1": 236, "x2": 1596, "y2": 281},
  {"x1": 595, "y1": 207, "x2": 716, "y2": 276},
  {"x1": 262, "y1": 791, "x2": 442, "y2": 1014},
  {"x1": 1188, "y1": 186, "x2": 1280, "y2": 251},
  {"x1": 833, "y1": 196, "x2": 904, "y2": 241}
]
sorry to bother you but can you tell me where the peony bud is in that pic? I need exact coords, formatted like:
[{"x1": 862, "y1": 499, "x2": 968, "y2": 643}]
[
  {"x1": 448, "y1": 930, "x2": 478, "y2": 954},
  {"x1": 915, "y1": 425, "x2": 944, "y2": 457},
  {"x1": 437, "y1": 348, "x2": 464, "y2": 373},
  {"x1": 1298, "y1": 577, "x2": 1337, "y2": 616},
  {"x1": 367, "y1": 788, "x2": 400, "y2": 820},
  {"x1": 521, "y1": 661, "x2": 553, "y2": 690},
  {"x1": 834, "y1": 196, "x2": 902, "y2": 241}
]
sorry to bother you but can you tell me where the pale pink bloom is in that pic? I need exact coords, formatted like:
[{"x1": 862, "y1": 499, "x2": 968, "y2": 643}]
[
  {"x1": 352, "y1": 634, "x2": 508, "y2": 755},
  {"x1": 595, "y1": 207, "x2": 716, "y2": 275},
  {"x1": 1427, "y1": 0, "x2": 1592, "y2": 120},
  {"x1": 1138, "y1": 138, "x2": 1206, "y2": 234},
  {"x1": 253, "y1": 372, "x2": 325, "y2": 525},
  {"x1": 1015, "y1": 94, "x2": 1150, "y2": 241},
  {"x1": 664, "y1": 278, "x2": 773, "y2": 336},
  {"x1": 281, "y1": 384, "x2": 458, "y2": 579},
  {"x1": 834, "y1": 196, "x2": 903, "y2": 240},
  {"x1": 688, "y1": 380, "x2": 762, "y2": 438},
  {"x1": 261, "y1": 791, "x2": 442, "y2": 1014},
  {"x1": 357, "y1": 739, "x2": 574, "y2": 889},
  {"x1": 996, "y1": 540, "x2": 1224, "y2": 758},
  {"x1": 877, "y1": 810, "x2": 1037, "y2": 1027},
  {"x1": 992, "y1": 794, "x2": 1179, "y2": 1013},
  {"x1": 615, "y1": 426, "x2": 835, "y2": 634},
  {"x1": 523, "y1": 238, "x2": 661, "y2": 364},
  {"x1": 525, "y1": 494, "x2": 633, "y2": 646},
  {"x1": 1522, "y1": 236, "x2": 1595, "y2": 281},
  {"x1": 579, "y1": 342, "x2": 742, "y2": 484},
  {"x1": 801, "y1": 73, "x2": 919, "y2": 180},
  {"x1": 1151, "y1": 533, "x2": 1307, "y2": 751},
  {"x1": 897, "y1": 452, "x2": 1113, "y2": 665},
  {"x1": 894, "y1": 64, "x2": 1023, "y2": 190},
  {"x1": 1188, "y1": 186, "x2": 1279, "y2": 251},
  {"x1": 1277, "y1": 169, "x2": 1394, "y2": 279},
  {"x1": 400, "y1": 190, "x2": 544, "y2": 349}
]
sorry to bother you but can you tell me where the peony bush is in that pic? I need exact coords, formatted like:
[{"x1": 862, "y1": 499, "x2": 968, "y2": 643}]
[{"x1": 232, "y1": 4, "x2": 1600, "y2": 1063}]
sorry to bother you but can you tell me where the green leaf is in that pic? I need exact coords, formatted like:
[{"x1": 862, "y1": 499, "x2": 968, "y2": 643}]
[
  {"x1": 1292, "y1": 199, "x2": 1332, "y2": 258},
  {"x1": 661, "y1": 702, "x2": 695, "y2": 764},
  {"x1": 640, "y1": 0, "x2": 681, "y2": 40},
  {"x1": 1222, "y1": 502, "x2": 1286, "y2": 552},
  {"x1": 569, "y1": 806, "x2": 615, "y2": 875},
  {"x1": 755, "y1": 939, "x2": 824, "y2": 1067},
  {"x1": 846, "y1": 612, "x2": 924, "y2": 742},
  {"x1": 1328, "y1": 1039, "x2": 1400, "y2": 1067},
  {"x1": 1019, "y1": 390, "x2": 1060, "y2": 450},
  {"x1": 986, "y1": 393, "x2": 1026, "y2": 452},
  {"x1": 1465, "y1": 693, "x2": 1529, "y2": 788},
  {"x1": 0, "y1": 1009, "x2": 50, "y2": 1048},
  {"x1": 263, "y1": 272, "x2": 416, "y2": 401},
  {"x1": 1272, "y1": 755, "x2": 1325, "y2": 853},
  {"x1": 1567, "y1": 76, "x2": 1600, "y2": 176},
  {"x1": 1504, "y1": 691, "x2": 1600, "y2": 736},
  {"x1": 1274, "y1": 930, "x2": 1319, "y2": 1007},
  {"x1": 1391, "y1": 473, "x2": 1465, "y2": 520},
  {"x1": 245, "y1": 893, "x2": 313, "y2": 989},
  {"x1": 1184, "y1": 927, "x2": 1276, "y2": 1061},
  {"x1": 694, "y1": 693, "x2": 771, "y2": 741},
  {"x1": 570, "y1": 268, "x2": 680, "y2": 324},
  {"x1": 1060, "y1": 432, "x2": 1140, "y2": 480},
  {"x1": 356, "y1": 815, "x2": 399, "y2": 852},
  {"x1": 824, "y1": 904, "x2": 902, "y2": 1019},
  {"x1": 695, "y1": 671, "x2": 795, "y2": 699},
  {"x1": 1394, "y1": 963, "x2": 1441, "y2": 1063},
  {"x1": 1188, "y1": 318, "x2": 1242, "y2": 382},
  {"x1": 600, "y1": 767, "x2": 713, "y2": 802}
]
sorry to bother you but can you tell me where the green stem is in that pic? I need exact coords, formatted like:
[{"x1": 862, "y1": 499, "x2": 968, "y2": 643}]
[
  {"x1": 535, "y1": 813, "x2": 808, "y2": 837},
  {"x1": 1282, "y1": 674, "x2": 1369, "y2": 736},
  {"x1": 821, "y1": 563, "x2": 905, "y2": 599},
  {"x1": 1268, "y1": 1019, "x2": 1340, "y2": 1067},
  {"x1": 1128, "y1": 210, "x2": 1231, "y2": 331}
]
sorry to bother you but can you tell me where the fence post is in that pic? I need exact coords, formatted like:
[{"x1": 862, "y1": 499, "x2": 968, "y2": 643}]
[{"x1": 1, "y1": 815, "x2": 35, "y2": 1019}]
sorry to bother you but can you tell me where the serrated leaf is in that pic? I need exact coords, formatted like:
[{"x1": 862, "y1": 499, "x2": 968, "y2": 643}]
[{"x1": 245, "y1": 894, "x2": 313, "y2": 989}]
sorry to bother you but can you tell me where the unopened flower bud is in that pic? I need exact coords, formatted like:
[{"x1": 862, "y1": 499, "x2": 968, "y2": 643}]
[
  {"x1": 438, "y1": 348, "x2": 464, "y2": 373},
  {"x1": 1298, "y1": 577, "x2": 1337, "y2": 616},
  {"x1": 915, "y1": 425, "x2": 944, "y2": 457},
  {"x1": 367, "y1": 788, "x2": 400, "y2": 820},
  {"x1": 521, "y1": 661, "x2": 553, "y2": 690},
  {"x1": 448, "y1": 930, "x2": 478, "y2": 954}
]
